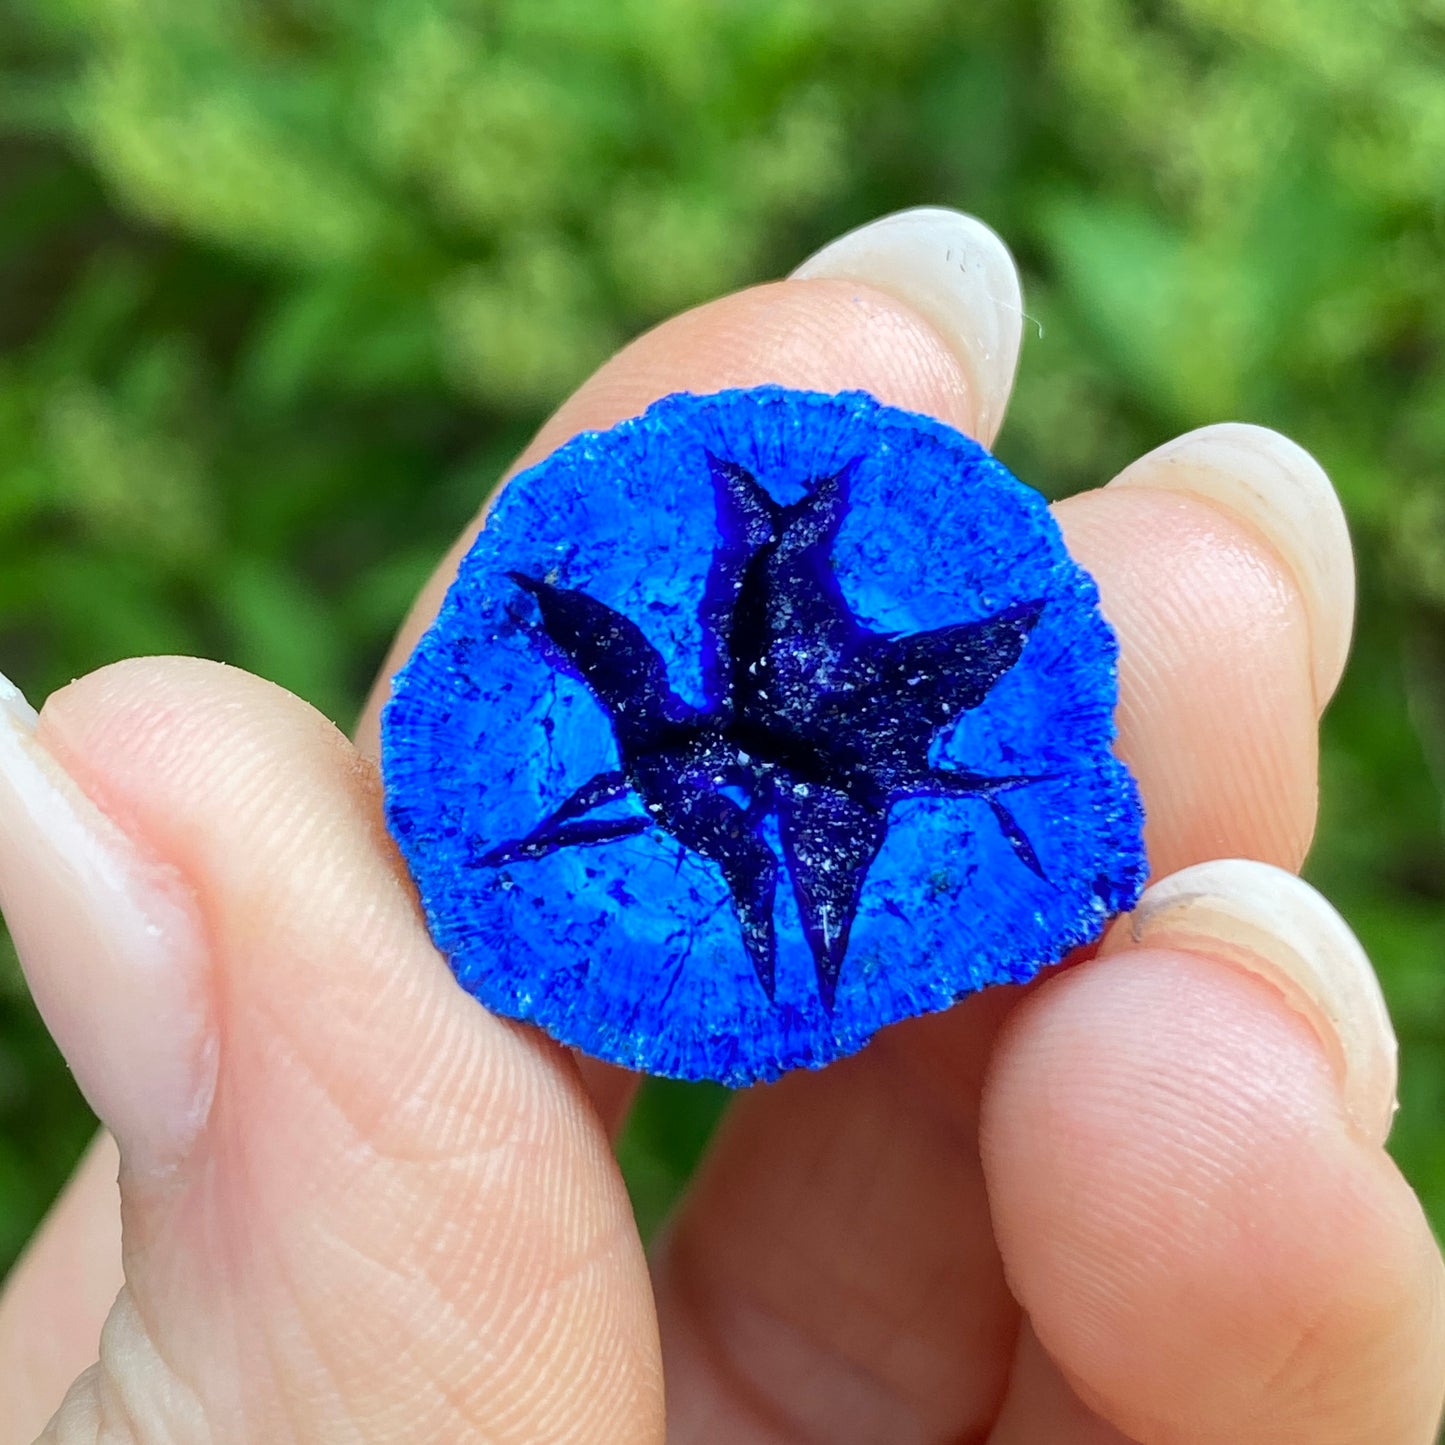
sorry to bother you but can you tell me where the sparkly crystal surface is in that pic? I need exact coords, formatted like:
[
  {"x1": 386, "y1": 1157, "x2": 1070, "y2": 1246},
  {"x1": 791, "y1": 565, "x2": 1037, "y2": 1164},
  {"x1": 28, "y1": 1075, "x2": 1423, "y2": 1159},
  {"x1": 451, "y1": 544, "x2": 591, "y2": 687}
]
[{"x1": 382, "y1": 387, "x2": 1147, "y2": 1084}]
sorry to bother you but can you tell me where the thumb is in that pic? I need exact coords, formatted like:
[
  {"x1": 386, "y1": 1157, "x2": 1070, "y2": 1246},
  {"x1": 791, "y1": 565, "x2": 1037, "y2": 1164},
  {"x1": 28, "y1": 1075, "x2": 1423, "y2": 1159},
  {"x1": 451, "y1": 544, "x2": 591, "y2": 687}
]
[{"x1": 0, "y1": 658, "x2": 662, "y2": 1444}]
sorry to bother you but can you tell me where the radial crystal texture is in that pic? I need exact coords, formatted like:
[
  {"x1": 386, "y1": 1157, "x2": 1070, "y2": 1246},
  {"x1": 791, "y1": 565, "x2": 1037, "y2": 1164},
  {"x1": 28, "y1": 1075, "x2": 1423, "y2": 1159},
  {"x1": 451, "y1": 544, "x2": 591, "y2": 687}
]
[{"x1": 382, "y1": 387, "x2": 1147, "y2": 1084}]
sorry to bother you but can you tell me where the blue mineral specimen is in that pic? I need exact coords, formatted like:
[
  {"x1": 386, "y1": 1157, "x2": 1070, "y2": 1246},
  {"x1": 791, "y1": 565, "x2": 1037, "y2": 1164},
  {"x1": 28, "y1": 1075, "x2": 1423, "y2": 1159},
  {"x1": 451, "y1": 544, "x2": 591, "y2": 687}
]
[{"x1": 381, "y1": 386, "x2": 1147, "y2": 1085}]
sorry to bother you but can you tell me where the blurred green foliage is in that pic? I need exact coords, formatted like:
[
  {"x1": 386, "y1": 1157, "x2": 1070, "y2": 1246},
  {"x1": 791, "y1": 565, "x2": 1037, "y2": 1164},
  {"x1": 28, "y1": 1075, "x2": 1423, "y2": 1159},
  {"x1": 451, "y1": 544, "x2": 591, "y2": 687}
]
[{"x1": 0, "y1": 0, "x2": 1443, "y2": 1277}]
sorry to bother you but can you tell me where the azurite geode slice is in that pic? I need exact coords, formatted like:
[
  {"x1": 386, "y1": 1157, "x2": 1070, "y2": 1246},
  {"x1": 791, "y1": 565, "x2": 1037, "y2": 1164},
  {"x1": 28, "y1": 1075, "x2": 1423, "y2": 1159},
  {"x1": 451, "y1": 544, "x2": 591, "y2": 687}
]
[{"x1": 381, "y1": 386, "x2": 1147, "y2": 1085}]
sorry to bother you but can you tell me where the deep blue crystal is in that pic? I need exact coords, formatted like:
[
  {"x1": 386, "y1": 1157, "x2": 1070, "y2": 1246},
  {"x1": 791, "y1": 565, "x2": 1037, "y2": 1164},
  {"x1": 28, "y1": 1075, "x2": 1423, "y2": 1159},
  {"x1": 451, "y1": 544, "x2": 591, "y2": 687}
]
[
  {"x1": 479, "y1": 457, "x2": 1050, "y2": 1011},
  {"x1": 381, "y1": 387, "x2": 1147, "y2": 1085}
]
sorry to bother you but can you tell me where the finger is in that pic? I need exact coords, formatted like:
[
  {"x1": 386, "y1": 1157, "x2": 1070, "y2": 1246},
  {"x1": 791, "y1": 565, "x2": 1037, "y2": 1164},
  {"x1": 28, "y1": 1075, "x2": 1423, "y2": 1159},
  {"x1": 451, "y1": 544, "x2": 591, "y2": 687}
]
[
  {"x1": 981, "y1": 862, "x2": 1445, "y2": 1444},
  {"x1": 1067, "y1": 421, "x2": 1349, "y2": 876},
  {"x1": 1052, "y1": 476, "x2": 1318, "y2": 881},
  {"x1": 0, "y1": 659, "x2": 661, "y2": 1442},
  {"x1": 0, "y1": 1133, "x2": 122, "y2": 1445},
  {"x1": 652, "y1": 305, "x2": 1348, "y2": 1437}
]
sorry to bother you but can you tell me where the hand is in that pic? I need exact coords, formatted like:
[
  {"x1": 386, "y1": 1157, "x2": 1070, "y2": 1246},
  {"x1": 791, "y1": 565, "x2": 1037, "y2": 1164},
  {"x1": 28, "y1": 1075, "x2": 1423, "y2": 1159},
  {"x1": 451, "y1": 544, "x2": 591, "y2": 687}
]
[{"x1": 0, "y1": 209, "x2": 1441, "y2": 1445}]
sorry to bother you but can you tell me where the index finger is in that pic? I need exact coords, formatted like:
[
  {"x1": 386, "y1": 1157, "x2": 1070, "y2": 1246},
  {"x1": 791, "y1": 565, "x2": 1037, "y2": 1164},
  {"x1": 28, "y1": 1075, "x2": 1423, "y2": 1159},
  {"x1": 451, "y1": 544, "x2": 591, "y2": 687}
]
[{"x1": 353, "y1": 267, "x2": 996, "y2": 763}]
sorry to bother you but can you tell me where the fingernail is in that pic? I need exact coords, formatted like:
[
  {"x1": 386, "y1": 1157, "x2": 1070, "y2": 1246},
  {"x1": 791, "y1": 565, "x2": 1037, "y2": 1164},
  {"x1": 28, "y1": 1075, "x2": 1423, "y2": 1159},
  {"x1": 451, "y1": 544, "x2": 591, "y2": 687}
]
[
  {"x1": 790, "y1": 206, "x2": 1024, "y2": 445},
  {"x1": 1099, "y1": 858, "x2": 1397, "y2": 1145},
  {"x1": 0, "y1": 670, "x2": 215, "y2": 1172},
  {"x1": 1108, "y1": 423, "x2": 1354, "y2": 705}
]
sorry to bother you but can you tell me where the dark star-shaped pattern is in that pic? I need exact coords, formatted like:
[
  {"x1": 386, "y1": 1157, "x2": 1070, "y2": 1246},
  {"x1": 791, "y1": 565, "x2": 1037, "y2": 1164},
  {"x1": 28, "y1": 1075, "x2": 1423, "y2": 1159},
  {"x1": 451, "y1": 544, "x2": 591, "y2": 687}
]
[{"x1": 480, "y1": 455, "x2": 1049, "y2": 1010}]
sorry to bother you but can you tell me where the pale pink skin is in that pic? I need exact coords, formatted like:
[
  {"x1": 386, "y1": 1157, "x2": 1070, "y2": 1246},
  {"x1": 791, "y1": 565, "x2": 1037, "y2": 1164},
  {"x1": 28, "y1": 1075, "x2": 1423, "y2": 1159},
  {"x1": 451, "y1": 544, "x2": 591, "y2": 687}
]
[{"x1": 0, "y1": 263, "x2": 1439, "y2": 1445}]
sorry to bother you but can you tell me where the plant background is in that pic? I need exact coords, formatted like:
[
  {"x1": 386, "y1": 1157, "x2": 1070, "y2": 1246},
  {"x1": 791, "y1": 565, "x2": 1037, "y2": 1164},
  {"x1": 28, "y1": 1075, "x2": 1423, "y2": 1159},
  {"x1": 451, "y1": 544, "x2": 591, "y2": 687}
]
[{"x1": 1, "y1": 0, "x2": 1444, "y2": 1270}]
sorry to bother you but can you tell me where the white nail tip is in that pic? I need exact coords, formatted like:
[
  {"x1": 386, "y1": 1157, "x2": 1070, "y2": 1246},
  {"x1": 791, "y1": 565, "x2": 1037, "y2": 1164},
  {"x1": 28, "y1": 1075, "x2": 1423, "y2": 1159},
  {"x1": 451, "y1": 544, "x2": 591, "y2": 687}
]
[
  {"x1": 1102, "y1": 859, "x2": 1398, "y2": 1145},
  {"x1": 0, "y1": 670, "x2": 214, "y2": 1169},
  {"x1": 1109, "y1": 423, "x2": 1354, "y2": 704},
  {"x1": 790, "y1": 207, "x2": 1024, "y2": 444},
  {"x1": 0, "y1": 668, "x2": 38, "y2": 732}
]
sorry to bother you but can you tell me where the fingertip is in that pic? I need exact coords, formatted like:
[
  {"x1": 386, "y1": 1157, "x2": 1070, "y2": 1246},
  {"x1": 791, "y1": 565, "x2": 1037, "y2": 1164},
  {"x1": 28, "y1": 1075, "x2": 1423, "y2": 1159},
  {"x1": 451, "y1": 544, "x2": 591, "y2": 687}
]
[
  {"x1": 791, "y1": 207, "x2": 1024, "y2": 443},
  {"x1": 1109, "y1": 423, "x2": 1354, "y2": 706},
  {"x1": 1101, "y1": 859, "x2": 1398, "y2": 1147},
  {"x1": 41, "y1": 655, "x2": 405, "y2": 915},
  {"x1": 357, "y1": 272, "x2": 987, "y2": 758},
  {"x1": 1055, "y1": 485, "x2": 1319, "y2": 875},
  {"x1": 0, "y1": 663, "x2": 217, "y2": 1172},
  {"x1": 41, "y1": 654, "x2": 355, "y2": 802},
  {"x1": 981, "y1": 947, "x2": 1445, "y2": 1443},
  {"x1": 27, "y1": 655, "x2": 455, "y2": 1170},
  {"x1": 516, "y1": 276, "x2": 976, "y2": 471}
]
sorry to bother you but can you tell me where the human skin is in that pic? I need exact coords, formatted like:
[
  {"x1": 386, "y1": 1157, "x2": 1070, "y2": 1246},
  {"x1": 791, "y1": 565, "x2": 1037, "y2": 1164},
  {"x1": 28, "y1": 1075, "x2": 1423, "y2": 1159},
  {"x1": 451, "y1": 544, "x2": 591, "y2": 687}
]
[{"x1": 0, "y1": 209, "x2": 1440, "y2": 1444}]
